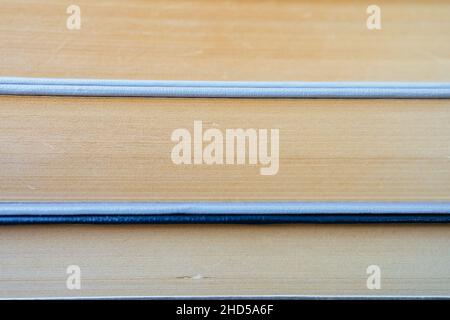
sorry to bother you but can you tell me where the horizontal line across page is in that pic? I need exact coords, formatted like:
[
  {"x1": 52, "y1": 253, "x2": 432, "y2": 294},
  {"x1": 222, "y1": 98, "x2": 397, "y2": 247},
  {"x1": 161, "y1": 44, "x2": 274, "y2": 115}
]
[
  {"x1": 1, "y1": 77, "x2": 450, "y2": 98},
  {"x1": 1, "y1": 201, "x2": 450, "y2": 215}
]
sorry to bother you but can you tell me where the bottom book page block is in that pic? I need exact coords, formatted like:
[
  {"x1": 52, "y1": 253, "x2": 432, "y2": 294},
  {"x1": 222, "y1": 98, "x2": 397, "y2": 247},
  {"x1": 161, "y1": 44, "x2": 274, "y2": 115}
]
[{"x1": 0, "y1": 224, "x2": 449, "y2": 298}]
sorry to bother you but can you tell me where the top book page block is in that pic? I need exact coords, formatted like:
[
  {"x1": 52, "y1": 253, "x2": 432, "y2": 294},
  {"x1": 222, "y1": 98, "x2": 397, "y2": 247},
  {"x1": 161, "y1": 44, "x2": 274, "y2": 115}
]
[{"x1": 1, "y1": 0, "x2": 450, "y2": 82}]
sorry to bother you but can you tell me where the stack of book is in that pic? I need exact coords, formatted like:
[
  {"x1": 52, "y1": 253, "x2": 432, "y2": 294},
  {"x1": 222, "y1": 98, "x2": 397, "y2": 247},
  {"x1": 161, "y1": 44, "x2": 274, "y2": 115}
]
[{"x1": 0, "y1": 0, "x2": 449, "y2": 298}]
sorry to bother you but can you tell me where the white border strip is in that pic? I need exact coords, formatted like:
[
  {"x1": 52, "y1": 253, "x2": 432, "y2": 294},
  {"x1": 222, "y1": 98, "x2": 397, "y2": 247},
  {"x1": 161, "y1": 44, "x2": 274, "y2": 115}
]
[
  {"x1": 1, "y1": 202, "x2": 450, "y2": 216},
  {"x1": 3, "y1": 295, "x2": 449, "y2": 300},
  {"x1": 1, "y1": 77, "x2": 450, "y2": 98}
]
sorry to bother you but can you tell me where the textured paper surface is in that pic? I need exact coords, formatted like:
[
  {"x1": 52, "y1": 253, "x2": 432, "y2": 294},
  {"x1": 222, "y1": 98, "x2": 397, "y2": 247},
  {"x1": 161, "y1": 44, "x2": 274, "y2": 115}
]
[
  {"x1": 1, "y1": 224, "x2": 449, "y2": 298},
  {"x1": 2, "y1": 0, "x2": 450, "y2": 81},
  {"x1": 1, "y1": 97, "x2": 449, "y2": 202}
]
